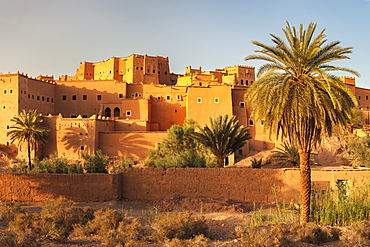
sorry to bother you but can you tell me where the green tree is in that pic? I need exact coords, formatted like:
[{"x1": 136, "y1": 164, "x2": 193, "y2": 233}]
[
  {"x1": 81, "y1": 150, "x2": 109, "y2": 173},
  {"x1": 146, "y1": 120, "x2": 209, "y2": 168},
  {"x1": 191, "y1": 114, "x2": 251, "y2": 168},
  {"x1": 7, "y1": 109, "x2": 49, "y2": 170},
  {"x1": 245, "y1": 22, "x2": 359, "y2": 223}
]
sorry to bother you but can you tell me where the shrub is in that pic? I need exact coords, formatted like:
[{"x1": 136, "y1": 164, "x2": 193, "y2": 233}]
[
  {"x1": 32, "y1": 155, "x2": 83, "y2": 174},
  {"x1": 78, "y1": 208, "x2": 123, "y2": 236},
  {"x1": 235, "y1": 224, "x2": 290, "y2": 247},
  {"x1": 101, "y1": 219, "x2": 149, "y2": 246},
  {"x1": 151, "y1": 211, "x2": 208, "y2": 242},
  {"x1": 291, "y1": 222, "x2": 333, "y2": 244},
  {"x1": 39, "y1": 198, "x2": 93, "y2": 242},
  {"x1": 82, "y1": 150, "x2": 109, "y2": 173},
  {"x1": 154, "y1": 149, "x2": 207, "y2": 168},
  {"x1": 2, "y1": 211, "x2": 41, "y2": 247},
  {"x1": 110, "y1": 157, "x2": 134, "y2": 173},
  {"x1": 164, "y1": 234, "x2": 212, "y2": 247},
  {"x1": 340, "y1": 221, "x2": 370, "y2": 246},
  {"x1": 0, "y1": 201, "x2": 23, "y2": 225}
]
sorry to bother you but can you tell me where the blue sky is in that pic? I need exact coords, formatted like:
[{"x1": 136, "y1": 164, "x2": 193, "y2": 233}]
[{"x1": 0, "y1": 0, "x2": 369, "y2": 87}]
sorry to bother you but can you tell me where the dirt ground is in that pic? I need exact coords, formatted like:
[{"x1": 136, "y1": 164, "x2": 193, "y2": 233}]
[{"x1": 16, "y1": 196, "x2": 342, "y2": 247}]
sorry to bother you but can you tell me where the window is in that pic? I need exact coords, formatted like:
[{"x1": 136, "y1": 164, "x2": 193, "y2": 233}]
[
  {"x1": 9, "y1": 90, "x2": 13, "y2": 94},
  {"x1": 42, "y1": 96, "x2": 45, "y2": 101},
  {"x1": 249, "y1": 119, "x2": 254, "y2": 126},
  {"x1": 28, "y1": 94, "x2": 30, "y2": 98},
  {"x1": 62, "y1": 95, "x2": 67, "y2": 101},
  {"x1": 239, "y1": 102, "x2": 245, "y2": 108},
  {"x1": 164, "y1": 71, "x2": 168, "y2": 75},
  {"x1": 197, "y1": 97, "x2": 202, "y2": 103},
  {"x1": 51, "y1": 98, "x2": 54, "y2": 103},
  {"x1": 72, "y1": 95, "x2": 77, "y2": 101},
  {"x1": 126, "y1": 110, "x2": 131, "y2": 116},
  {"x1": 37, "y1": 96, "x2": 40, "y2": 101},
  {"x1": 250, "y1": 81, "x2": 253, "y2": 84},
  {"x1": 114, "y1": 107, "x2": 120, "y2": 117},
  {"x1": 214, "y1": 98, "x2": 219, "y2": 103},
  {"x1": 46, "y1": 97, "x2": 49, "y2": 102},
  {"x1": 367, "y1": 96, "x2": 369, "y2": 100},
  {"x1": 177, "y1": 95, "x2": 182, "y2": 101},
  {"x1": 82, "y1": 95, "x2": 87, "y2": 100},
  {"x1": 157, "y1": 96, "x2": 161, "y2": 100},
  {"x1": 80, "y1": 146, "x2": 85, "y2": 151},
  {"x1": 3, "y1": 90, "x2": 6, "y2": 94},
  {"x1": 359, "y1": 96, "x2": 361, "y2": 100},
  {"x1": 104, "y1": 107, "x2": 111, "y2": 117},
  {"x1": 2, "y1": 105, "x2": 5, "y2": 110},
  {"x1": 97, "y1": 95, "x2": 102, "y2": 101},
  {"x1": 260, "y1": 120, "x2": 265, "y2": 126},
  {"x1": 71, "y1": 115, "x2": 77, "y2": 118},
  {"x1": 240, "y1": 80, "x2": 244, "y2": 85},
  {"x1": 6, "y1": 125, "x2": 9, "y2": 129},
  {"x1": 118, "y1": 93, "x2": 123, "y2": 98},
  {"x1": 32, "y1": 95, "x2": 34, "y2": 99},
  {"x1": 238, "y1": 149, "x2": 243, "y2": 156},
  {"x1": 166, "y1": 95, "x2": 171, "y2": 101},
  {"x1": 131, "y1": 93, "x2": 135, "y2": 97},
  {"x1": 199, "y1": 82, "x2": 202, "y2": 86},
  {"x1": 153, "y1": 70, "x2": 155, "y2": 73}
]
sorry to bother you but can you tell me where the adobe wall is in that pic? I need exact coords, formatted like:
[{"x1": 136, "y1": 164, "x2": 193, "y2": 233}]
[
  {"x1": 0, "y1": 173, "x2": 120, "y2": 202},
  {"x1": 0, "y1": 168, "x2": 370, "y2": 203},
  {"x1": 120, "y1": 168, "x2": 285, "y2": 203}
]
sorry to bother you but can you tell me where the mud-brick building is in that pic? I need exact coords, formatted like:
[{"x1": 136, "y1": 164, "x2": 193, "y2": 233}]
[{"x1": 0, "y1": 54, "x2": 368, "y2": 163}]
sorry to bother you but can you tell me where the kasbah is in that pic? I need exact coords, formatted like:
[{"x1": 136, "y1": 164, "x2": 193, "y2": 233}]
[{"x1": 0, "y1": 53, "x2": 368, "y2": 164}]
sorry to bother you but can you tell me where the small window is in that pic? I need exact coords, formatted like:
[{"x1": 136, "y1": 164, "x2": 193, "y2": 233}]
[
  {"x1": 51, "y1": 98, "x2": 54, "y2": 103},
  {"x1": 82, "y1": 95, "x2": 87, "y2": 100},
  {"x1": 9, "y1": 90, "x2": 13, "y2": 94},
  {"x1": 359, "y1": 96, "x2": 361, "y2": 100},
  {"x1": 238, "y1": 149, "x2": 243, "y2": 156},
  {"x1": 131, "y1": 93, "x2": 135, "y2": 97},
  {"x1": 249, "y1": 119, "x2": 254, "y2": 126},
  {"x1": 199, "y1": 82, "x2": 203, "y2": 86},
  {"x1": 250, "y1": 81, "x2": 253, "y2": 84},
  {"x1": 141, "y1": 67, "x2": 143, "y2": 70},
  {"x1": 177, "y1": 95, "x2": 182, "y2": 101},
  {"x1": 240, "y1": 80, "x2": 244, "y2": 85},
  {"x1": 246, "y1": 80, "x2": 249, "y2": 85},
  {"x1": 197, "y1": 97, "x2": 202, "y2": 103},
  {"x1": 126, "y1": 110, "x2": 131, "y2": 116},
  {"x1": 214, "y1": 98, "x2": 219, "y2": 103},
  {"x1": 367, "y1": 96, "x2": 369, "y2": 100},
  {"x1": 2, "y1": 105, "x2": 5, "y2": 110},
  {"x1": 82, "y1": 115, "x2": 88, "y2": 118},
  {"x1": 118, "y1": 93, "x2": 123, "y2": 98},
  {"x1": 260, "y1": 120, "x2": 265, "y2": 126},
  {"x1": 71, "y1": 115, "x2": 77, "y2": 118},
  {"x1": 157, "y1": 96, "x2": 161, "y2": 100},
  {"x1": 164, "y1": 71, "x2": 168, "y2": 75},
  {"x1": 166, "y1": 95, "x2": 171, "y2": 101},
  {"x1": 72, "y1": 95, "x2": 77, "y2": 101},
  {"x1": 80, "y1": 146, "x2": 85, "y2": 151},
  {"x1": 32, "y1": 95, "x2": 34, "y2": 99},
  {"x1": 6, "y1": 125, "x2": 9, "y2": 129},
  {"x1": 46, "y1": 97, "x2": 49, "y2": 102},
  {"x1": 28, "y1": 94, "x2": 30, "y2": 98},
  {"x1": 37, "y1": 96, "x2": 40, "y2": 101},
  {"x1": 135, "y1": 93, "x2": 139, "y2": 97},
  {"x1": 42, "y1": 96, "x2": 45, "y2": 101},
  {"x1": 62, "y1": 95, "x2": 67, "y2": 101},
  {"x1": 97, "y1": 95, "x2": 102, "y2": 101},
  {"x1": 239, "y1": 102, "x2": 245, "y2": 108},
  {"x1": 3, "y1": 90, "x2": 6, "y2": 94},
  {"x1": 153, "y1": 70, "x2": 155, "y2": 73}
]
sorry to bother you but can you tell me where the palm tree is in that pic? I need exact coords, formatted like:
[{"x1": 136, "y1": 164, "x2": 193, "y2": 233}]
[
  {"x1": 7, "y1": 109, "x2": 50, "y2": 170},
  {"x1": 191, "y1": 114, "x2": 251, "y2": 168},
  {"x1": 245, "y1": 22, "x2": 359, "y2": 223}
]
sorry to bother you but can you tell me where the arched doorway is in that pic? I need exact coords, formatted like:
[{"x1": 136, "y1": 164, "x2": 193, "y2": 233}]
[
  {"x1": 114, "y1": 107, "x2": 120, "y2": 117},
  {"x1": 104, "y1": 107, "x2": 111, "y2": 117}
]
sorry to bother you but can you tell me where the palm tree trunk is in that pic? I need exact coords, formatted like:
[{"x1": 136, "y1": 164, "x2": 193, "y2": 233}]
[
  {"x1": 27, "y1": 142, "x2": 32, "y2": 170},
  {"x1": 299, "y1": 150, "x2": 311, "y2": 223},
  {"x1": 216, "y1": 156, "x2": 224, "y2": 168}
]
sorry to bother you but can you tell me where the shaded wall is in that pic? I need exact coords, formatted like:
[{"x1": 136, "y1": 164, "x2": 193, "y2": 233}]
[{"x1": 0, "y1": 173, "x2": 120, "y2": 202}]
